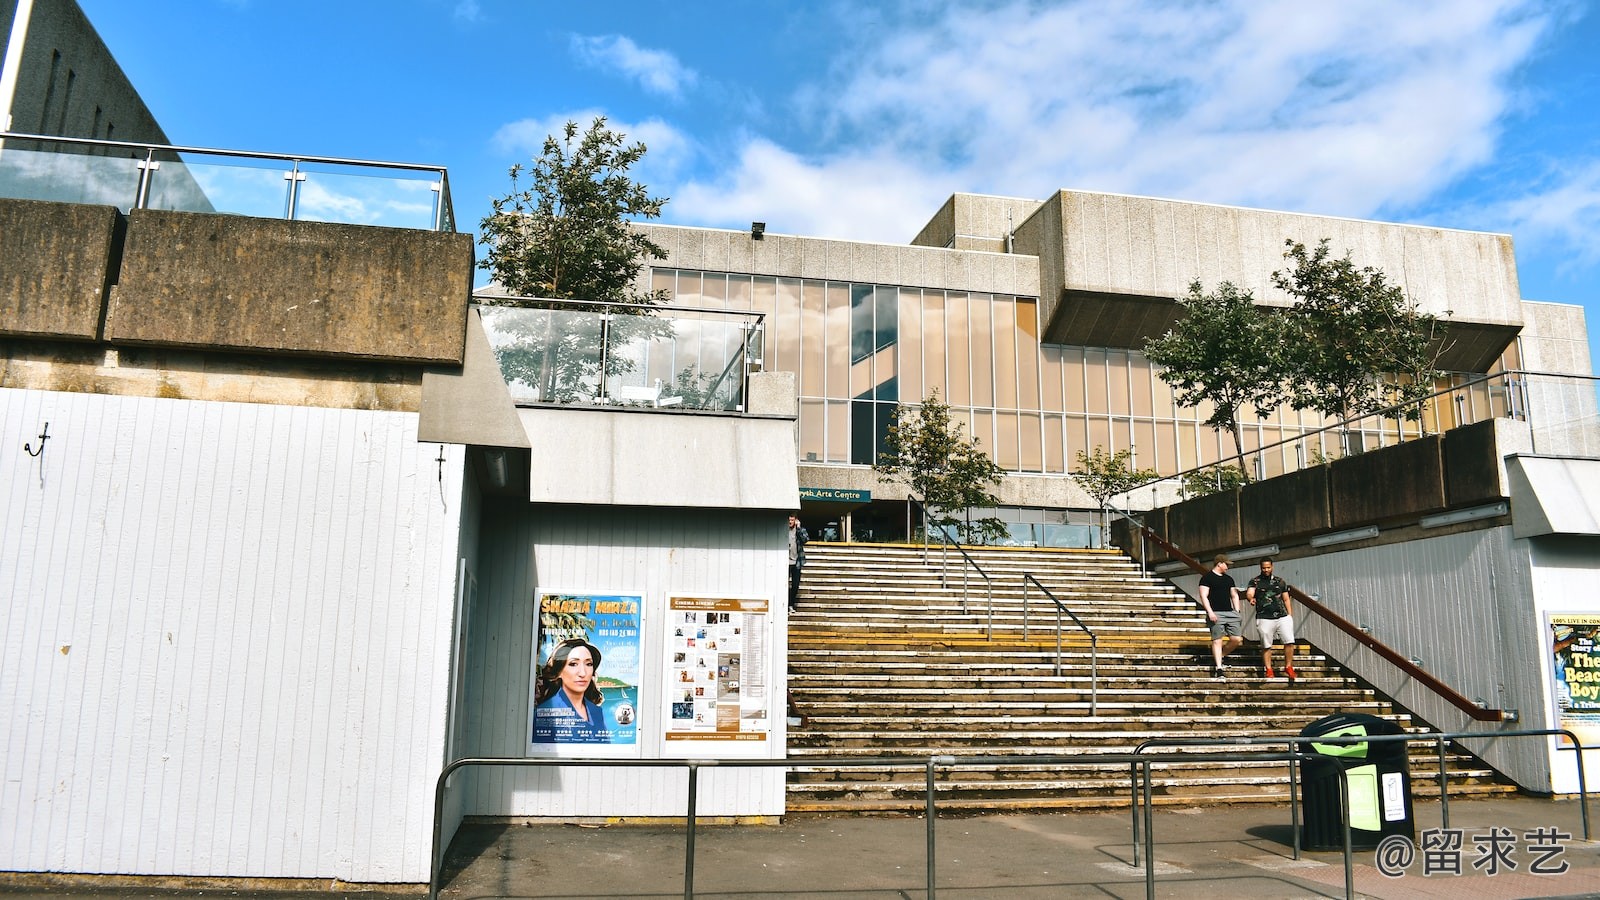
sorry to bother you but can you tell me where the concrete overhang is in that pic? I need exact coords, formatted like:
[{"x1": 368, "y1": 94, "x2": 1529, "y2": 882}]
[
  {"x1": 418, "y1": 308, "x2": 530, "y2": 449},
  {"x1": 1507, "y1": 455, "x2": 1600, "y2": 538}
]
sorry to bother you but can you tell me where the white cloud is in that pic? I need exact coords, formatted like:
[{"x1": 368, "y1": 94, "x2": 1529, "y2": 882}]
[
  {"x1": 1490, "y1": 163, "x2": 1600, "y2": 273},
  {"x1": 453, "y1": 0, "x2": 480, "y2": 23},
  {"x1": 570, "y1": 35, "x2": 697, "y2": 99},
  {"x1": 490, "y1": 110, "x2": 695, "y2": 181},
  {"x1": 670, "y1": 0, "x2": 1560, "y2": 242}
]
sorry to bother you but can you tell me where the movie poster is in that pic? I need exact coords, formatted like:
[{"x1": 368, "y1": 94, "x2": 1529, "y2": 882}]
[
  {"x1": 1551, "y1": 614, "x2": 1600, "y2": 749},
  {"x1": 662, "y1": 595, "x2": 771, "y2": 757},
  {"x1": 528, "y1": 591, "x2": 642, "y2": 757}
]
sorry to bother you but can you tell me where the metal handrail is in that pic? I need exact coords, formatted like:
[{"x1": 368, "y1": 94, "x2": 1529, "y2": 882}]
[
  {"x1": 907, "y1": 496, "x2": 995, "y2": 637},
  {"x1": 1022, "y1": 573, "x2": 1097, "y2": 712},
  {"x1": 0, "y1": 130, "x2": 456, "y2": 231},
  {"x1": 1129, "y1": 727, "x2": 1592, "y2": 900},
  {"x1": 1128, "y1": 520, "x2": 1506, "y2": 722},
  {"x1": 428, "y1": 734, "x2": 1591, "y2": 900}
]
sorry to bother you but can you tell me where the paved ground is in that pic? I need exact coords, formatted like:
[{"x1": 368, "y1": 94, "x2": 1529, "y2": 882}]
[{"x1": 4, "y1": 796, "x2": 1597, "y2": 899}]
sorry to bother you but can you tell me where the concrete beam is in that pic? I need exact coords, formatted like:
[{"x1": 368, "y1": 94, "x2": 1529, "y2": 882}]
[
  {"x1": 0, "y1": 198, "x2": 119, "y2": 341},
  {"x1": 105, "y1": 209, "x2": 473, "y2": 363}
]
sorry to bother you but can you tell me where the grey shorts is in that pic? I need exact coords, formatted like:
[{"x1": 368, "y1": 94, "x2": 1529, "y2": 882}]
[
  {"x1": 1257, "y1": 615, "x2": 1295, "y2": 646},
  {"x1": 1210, "y1": 610, "x2": 1242, "y2": 639}
]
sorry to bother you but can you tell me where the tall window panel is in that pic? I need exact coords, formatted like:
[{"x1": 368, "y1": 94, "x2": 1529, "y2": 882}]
[
  {"x1": 776, "y1": 278, "x2": 802, "y2": 379},
  {"x1": 801, "y1": 281, "x2": 826, "y2": 397},
  {"x1": 923, "y1": 292, "x2": 947, "y2": 400},
  {"x1": 900, "y1": 289, "x2": 924, "y2": 403},
  {"x1": 825, "y1": 283, "x2": 850, "y2": 399},
  {"x1": 1016, "y1": 299, "x2": 1041, "y2": 412},
  {"x1": 969, "y1": 293, "x2": 995, "y2": 406},
  {"x1": 993, "y1": 297, "x2": 1018, "y2": 409},
  {"x1": 946, "y1": 293, "x2": 971, "y2": 406}
]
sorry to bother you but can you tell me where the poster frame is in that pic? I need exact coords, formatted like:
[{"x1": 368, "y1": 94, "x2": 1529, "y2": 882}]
[{"x1": 526, "y1": 587, "x2": 646, "y2": 759}]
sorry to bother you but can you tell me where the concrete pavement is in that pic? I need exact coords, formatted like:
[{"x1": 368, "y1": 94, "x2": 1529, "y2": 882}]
[{"x1": 3, "y1": 796, "x2": 1595, "y2": 899}]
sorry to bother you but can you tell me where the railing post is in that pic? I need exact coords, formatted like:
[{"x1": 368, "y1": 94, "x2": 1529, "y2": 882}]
[
  {"x1": 1288, "y1": 740, "x2": 1301, "y2": 860},
  {"x1": 1338, "y1": 767, "x2": 1354, "y2": 900},
  {"x1": 1141, "y1": 758, "x2": 1156, "y2": 900},
  {"x1": 1437, "y1": 736, "x2": 1450, "y2": 831},
  {"x1": 1023, "y1": 578, "x2": 1031, "y2": 640},
  {"x1": 134, "y1": 147, "x2": 158, "y2": 209},
  {"x1": 1088, "y1": 634, "x2": 1097, "y2": 715},
  {"x1": 927, "y1": 756, "x2": 952, "y2": 900}
]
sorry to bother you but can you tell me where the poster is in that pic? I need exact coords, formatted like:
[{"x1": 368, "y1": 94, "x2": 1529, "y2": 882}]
[
  {"x1": 528, "y1": 591, "x2": 642, "y2": 756},
  {"x1": 1551, "y1": 614, "x2": 1600, "y2": 749},
  {"x1": 662, "y1": 595, "x2": 771, "y2": 756}
]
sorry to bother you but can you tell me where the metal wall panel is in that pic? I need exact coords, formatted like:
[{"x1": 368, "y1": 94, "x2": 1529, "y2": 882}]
[
  {"x1": 461, "y1": 502, "x2": 788, "y2": 817},
  {"x1": 0, "y1": 388, "x2": 465, "y2": 882}
]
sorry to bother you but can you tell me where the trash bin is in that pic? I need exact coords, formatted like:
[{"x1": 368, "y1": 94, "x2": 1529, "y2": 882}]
[{"x1": 1297, "y1": 712, "x2": 1415, "y2": 851}]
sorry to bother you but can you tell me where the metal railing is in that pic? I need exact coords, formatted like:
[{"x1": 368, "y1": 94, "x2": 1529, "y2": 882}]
[
  {"x1": 1110, "y1": 370, "x2": 1600, "y2": 509},
  {"x1": 1129, "y1": 728, "x2": 1592, "y2": 900},
  {"x1": 1125, "y1": 521, "x2": 1507, "y2": 722},
  {"x1": 910, "y1": 497, "x2": 996, "y2": 636},
  {"x1": 428, "y1": 732, "x2": 1591, "y2": 900},
  {"x1": 475, "y1": 298, "x2": 766, "y2": 414},
  {"x1": 1022, "y1": 573, "x2": 1097, "y2": 711},
  {"x1": 0, "y1": 131, "x2": 454, "y2": 231}
]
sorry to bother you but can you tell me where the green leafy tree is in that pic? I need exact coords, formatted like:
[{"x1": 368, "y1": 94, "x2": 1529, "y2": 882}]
[
  {"x1": 1143, "y1": 280, "x2": 1286, "y2": 475},
  {"x1": 477, "y1": 117, "x2": 672, "y2": 402},
  {"x1": 1071, "y1": 447, "x2": 1158, "y2": 546},
  {"x1": 874, "y1": 390, "x2": 1009, "y2": 544},
  {"x1": 1181, "y1": 464, "x2": 1249, "y2": 498},
  {"x1": 1273, "y1": 239, "x2": 1448, "y2": 451}
]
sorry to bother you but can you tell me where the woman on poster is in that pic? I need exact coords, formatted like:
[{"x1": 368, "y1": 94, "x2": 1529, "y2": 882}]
[{"x1": 532, "y1": 638, "x2": 610, "y2": 743}]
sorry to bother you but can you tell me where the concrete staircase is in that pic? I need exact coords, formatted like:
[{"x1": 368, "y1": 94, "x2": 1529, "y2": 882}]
[{"x1": 786, "y1": 542, "x2": 1515, "y2": 814}]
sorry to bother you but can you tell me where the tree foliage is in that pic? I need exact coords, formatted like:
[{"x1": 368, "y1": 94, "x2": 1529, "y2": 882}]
[
  {"x1": 1181, "y1": 464, "x2": 1249, "y2": 498},
  {"x1": 1143, "y1": 280, "x2": 1286, "y2": 469},
  {"x1": 478, "y1": 117, "x2": 668, "y2": 304},
  {"x1": 1273, "y1": 239, "x2": 1448, "y2": 435},
  {"x1": 1070, "y1": 447, "x2": 1159, "y2": 509},
  {"x1": 476, "y1": 118, "x2": 673, "y2": 403},
  {"x1": 874, "y1": 390, "x2": 1009, "y2": 544}
]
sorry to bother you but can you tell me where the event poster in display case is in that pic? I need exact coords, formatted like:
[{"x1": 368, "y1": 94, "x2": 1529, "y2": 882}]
[
  {"x1": 1551, "y1": 613, "x2": 1600, "y2": 749},
  {"x1": 661, "y1": 595, "x2": 772, "y2": 757},
  {"x1": 527, "y1": 590, "x2": 643, "y2": 758}
]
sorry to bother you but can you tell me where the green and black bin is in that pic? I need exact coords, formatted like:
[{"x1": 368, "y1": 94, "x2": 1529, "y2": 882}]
[{"x1": 1297, "y1": 712, "x2": 1415, "y2": 850}]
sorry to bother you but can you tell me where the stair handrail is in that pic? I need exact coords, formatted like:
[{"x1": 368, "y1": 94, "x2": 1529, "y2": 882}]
[
  {"x1": 908, "y1": 495, "x2": 996, "y2": 639},
  {"x1": 1022, "y1": 573, "x2": 1098, "y2": 714},
  {"x1": 1124, "y1": 517, "x2": 1507, "y2": 723}
]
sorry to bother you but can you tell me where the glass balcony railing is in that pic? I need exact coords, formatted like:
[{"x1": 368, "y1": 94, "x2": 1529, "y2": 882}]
[
  {"x1": 0, "y1": 132, "x2": 453, "y2": 231},
  {"x1": 476, "y1": 299, "x2": 766, "y2": 414}
]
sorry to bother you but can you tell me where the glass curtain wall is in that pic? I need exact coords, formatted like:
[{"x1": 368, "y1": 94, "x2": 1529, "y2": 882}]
[{"x1": 653, "y1": 267, "x2": 1515, "y2": 477}]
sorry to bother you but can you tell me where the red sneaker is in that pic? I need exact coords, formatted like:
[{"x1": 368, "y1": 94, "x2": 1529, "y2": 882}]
[
  {"x1": 1285, "y1": 666, "x2": 1297, "y2": 682},
  {"x1": 1264, "y1": 665, "x2": 1274, "y2": 679}
]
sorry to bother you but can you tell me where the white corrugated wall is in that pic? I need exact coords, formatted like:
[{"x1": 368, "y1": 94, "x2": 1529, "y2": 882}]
[
  {"x1": 459, "y1": 502, "x2": 788, "y2": 817},
  {"x1": 0, "y1": 387, "x2": 465, "y2": 882}
]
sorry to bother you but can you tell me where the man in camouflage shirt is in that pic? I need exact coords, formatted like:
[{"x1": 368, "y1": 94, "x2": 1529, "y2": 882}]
[{"x1": 1246, "y1": 558, "x2": 1296, "y2": 681}]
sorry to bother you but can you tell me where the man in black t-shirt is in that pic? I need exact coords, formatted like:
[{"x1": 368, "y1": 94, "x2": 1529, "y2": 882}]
[{"x1": 1198, "y1": 554, "x2": 1243, "y2": 678}]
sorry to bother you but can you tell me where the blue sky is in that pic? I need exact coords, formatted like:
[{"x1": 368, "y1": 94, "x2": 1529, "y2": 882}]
[{"x1": 79, "y1": 0, "x2": 1600, "y2": 367}]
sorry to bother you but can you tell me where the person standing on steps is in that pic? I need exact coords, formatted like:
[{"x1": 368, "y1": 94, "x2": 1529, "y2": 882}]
[
  {"x1": 1247, "y1": 558, "x2": 1297, "y2": 681},
  {"x1": 1199, "y1": 554, "x2": 1243, "y2": 678},
  {"x1": 787, "y1": 514, "x2": 809, "y2": 614}
]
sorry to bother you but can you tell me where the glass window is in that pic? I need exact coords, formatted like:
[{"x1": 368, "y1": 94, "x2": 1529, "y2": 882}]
[
  {"x1": 775, "y1": 277, "x2": 801, "y2": 377},
  {"x1": 751, "y1": 277, "x2": 777, "y2": 371},
  {"x1": 677, "y1": 270, "x2": 704, "y2": 306},
  {"x1": 973, "y1": 409, "x2": 995, "y2": 460},
  {"x1": 825, "y1": 283, "x2": 850, "y2": 401},
  {"x1": 1065, "y1": 416, "x2": 1088, "y2": 463},
  {"x1": 1129, "y1": 353, "x2": 1154, "y2": 417},
  {"x1": 1177, "y1": 422, "x2": 1197, "y2": 471},
  {"x1": 969, "y1": 293, "x2": 994, "y2": 406},
  {"x1": 851, "y1": 400, "x2": 875, "y2": 465},
  {"x1": 874, "y1": 285, "x2": 898, "y2": 355},
  {"x1": 946, "y1": 293, "x2": 970, "y2": 405},
  {"x1": 996, "y1": 411, "x2": 1020, "y2": 469},
  {"x1": 826, "y1": 400, "x2": 849, "y2": 463},
  {"x1": 652, "y1": 268, "x2": 676, "y2": 299},
  {"x1": 799, "y1": 399, "x2": 825, "y2": 462},
  {"x1": 1041, "y1": 345, "x2": 1065, "y2": 413},
  {"x1": 900, "y1": 288, "x2": 923, "y2": 403},
  {"x1": 993, "y1": 297, "x2": 1018, "y2": 409},
  {"x1": 1020, "y1": 412, "x2": 1043, "y2": 472},
  {"x1": 850, "y1": 283, "x2": 875, "y2": 363},
  {"x1": 1108, "y1": 350, "x2": 1130, "y2": 416},
  {"x1": 923, "y1": 292, "x2": 947, "y2": 401},
  {"x1": 1084, "y1": 349, "x2": 1108, "y2": 415},
  {"x1": 701, "y1": 273, "x2": 728, "y2": 308},
  {"x1": 1133, "y1": 420, "x2": 1156, "y2": 471},
  {"x1": 1016, "y1": 299, "x2": 1041, "y2": 412},
  {"x1": 1044, "y1": 414, "x2": 1065, "y2": 473},
  {"x1": 728, "y1": 274, "x2": 751, "y2": 310},
  {"x1": 801, "y1": 281, "x2": 826, "y2": 396}
]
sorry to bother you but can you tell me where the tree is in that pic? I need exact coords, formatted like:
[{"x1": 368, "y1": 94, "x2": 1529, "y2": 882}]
[
  {"x1": 1273, "y1": 239, "x2": 1448, "y2": 452},
  {"x1": 1143, "y1": 280, "x2": 1286, "y2": 475},
  {"x1": 1070, "y1": 447, "x2": 1158, "y2": 546},
  {"x1": 1181, "y1": 464, "x2": 1249, "y2": 498},
  {"x1": 874, "y1": 390, "x2": 1009, "y2": 544},
  {"x1": 477, "y1": 117, "x2": 672, "y2": 402}
]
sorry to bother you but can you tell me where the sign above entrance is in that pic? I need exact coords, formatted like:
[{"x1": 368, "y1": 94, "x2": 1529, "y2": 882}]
[{"x1": 799, "y1": 487, "x2": 870, "y2": 503}]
